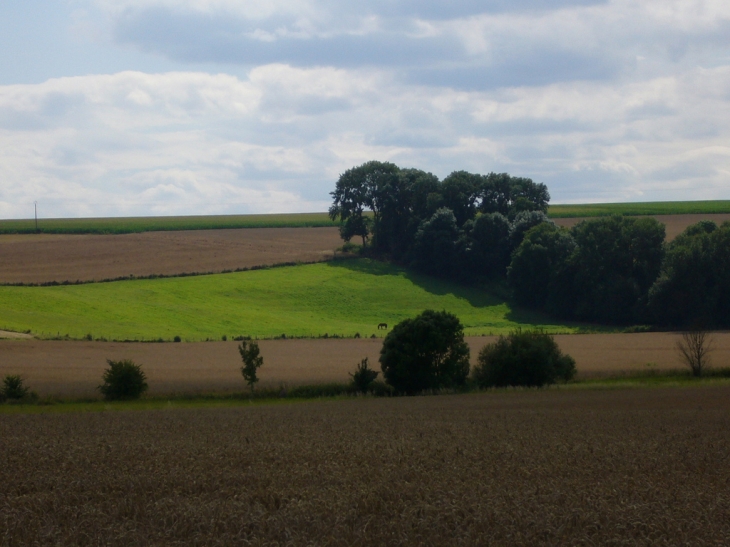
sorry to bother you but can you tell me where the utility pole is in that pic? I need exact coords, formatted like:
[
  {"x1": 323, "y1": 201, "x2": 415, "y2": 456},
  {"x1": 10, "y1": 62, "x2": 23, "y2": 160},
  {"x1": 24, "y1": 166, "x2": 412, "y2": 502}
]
[{"x1": 34, "y1": 201, "x2": 38, "y2": 232}]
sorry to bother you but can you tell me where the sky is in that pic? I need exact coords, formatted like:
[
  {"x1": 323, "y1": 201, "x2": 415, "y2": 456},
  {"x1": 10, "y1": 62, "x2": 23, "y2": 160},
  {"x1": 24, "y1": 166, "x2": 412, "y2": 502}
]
[{"x1": 1, "y1": 0, "x2": 729, "y2": 218}]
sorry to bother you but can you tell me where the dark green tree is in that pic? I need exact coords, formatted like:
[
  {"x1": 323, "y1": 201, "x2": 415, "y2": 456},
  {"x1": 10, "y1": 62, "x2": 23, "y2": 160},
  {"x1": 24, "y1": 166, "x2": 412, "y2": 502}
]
[
  {"x1": 473, "y1": 330, "x2": 575, "y2": 388},
  {"x1": 1, "y1": 375, "x2": 30, "y2": 401},
  {"x1": 508, "y1": 223, "x2": 577, "y2": 310},
  {"x1": 98, "y1": 359, "x2": 148, "y2": 401},
  {"x1": 349, "y1": 357, "x2": 379, "y2": 393},
  {"x1": 569, "y1": 216, "x2": 665, "y2": 323},
  {"x1": 411, "y1": 208, "x2": 462, "y2": 278},
  {"x1": 440, "y1": 171, "x2": 482, "y2": 226},
  {"x1": 461, "y1": 212, "x2": 512, "y2": 278},
  {"x1": 380, "y1": 310, "x2": 470, "y2": 394},
  {"x1": 648, "y1": 221, "x2": 730, "y2": 327},
  {"x1": 239, "y1": 340, "x2": 264, "y2": 392}
]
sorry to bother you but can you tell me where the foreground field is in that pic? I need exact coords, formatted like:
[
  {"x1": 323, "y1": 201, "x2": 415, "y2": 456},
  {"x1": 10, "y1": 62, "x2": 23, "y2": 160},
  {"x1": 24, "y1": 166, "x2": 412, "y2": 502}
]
[
  {"x1": 2, "y1": 332, "x2": 728, "y2": 397},
  {"x1": 2, "y1": 387, "x2": 729, "y2": 545},
  {"x1": 0, "y1": 227, "x2": 341, "y2": 284},
  {"x1": 0, "y1": 259, "x2": 576, "y2": 341}
]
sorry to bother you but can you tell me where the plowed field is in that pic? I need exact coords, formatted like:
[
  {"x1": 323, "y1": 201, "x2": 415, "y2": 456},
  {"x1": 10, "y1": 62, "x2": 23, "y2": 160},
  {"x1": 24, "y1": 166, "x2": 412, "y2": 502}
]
[
  {"x1": 0, "y1": 227, "x2": 341, "y2": 284},
  {"x1": 2, "y1": 387, "x2": 730, "y2": 545},
  {"x1": 2, "y1": 332, "x2": 728, "y2": 397}
]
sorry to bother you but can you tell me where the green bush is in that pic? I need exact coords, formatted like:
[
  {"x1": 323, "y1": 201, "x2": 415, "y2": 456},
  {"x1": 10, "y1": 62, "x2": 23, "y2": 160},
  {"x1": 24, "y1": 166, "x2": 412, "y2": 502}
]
[
  {"x1": 2, "y1": 375, "x2": 29, "y2": 401},
  {"x1": 380, "y1": 309, "x2": 470, "y2": 394},
  {"x1": 473, "y1": 330, "x2": 575, "y2": 388},
  {"x1": 98, "y1": 359, "x2": 149, "y2": 400},
  {"x1": 349, "y1": 357, "x2": 379, "y2": 393}
]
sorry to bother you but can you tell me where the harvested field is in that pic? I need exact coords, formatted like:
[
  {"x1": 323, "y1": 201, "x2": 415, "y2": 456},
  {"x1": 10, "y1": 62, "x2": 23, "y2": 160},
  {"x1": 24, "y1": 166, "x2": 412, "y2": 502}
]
[
  {"x1": 553, "y1": 213, "x2": 730, "y2": 240},
  {"x1": 1, "y1": 332, "x2": 729, "y2": 397},
  {"x1": 0, "y1": 227, "x2": 341, "y2": 284},
  {"x1": 2, "y1": 387, "x2": 730, "y2": 545}
]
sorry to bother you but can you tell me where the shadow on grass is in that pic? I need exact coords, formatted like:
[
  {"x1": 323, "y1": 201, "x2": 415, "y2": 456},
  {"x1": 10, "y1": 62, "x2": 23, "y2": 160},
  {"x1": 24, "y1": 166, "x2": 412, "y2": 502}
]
[{"x1": 326, "y1": 258, "x2": 504, "y2": 308}]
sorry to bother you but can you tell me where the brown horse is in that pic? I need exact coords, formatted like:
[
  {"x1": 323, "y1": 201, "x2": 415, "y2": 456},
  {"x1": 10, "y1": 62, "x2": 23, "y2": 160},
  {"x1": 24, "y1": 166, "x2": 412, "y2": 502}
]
[{"x1": 377, "y1": 323, "x2": 388, "y2": 330}]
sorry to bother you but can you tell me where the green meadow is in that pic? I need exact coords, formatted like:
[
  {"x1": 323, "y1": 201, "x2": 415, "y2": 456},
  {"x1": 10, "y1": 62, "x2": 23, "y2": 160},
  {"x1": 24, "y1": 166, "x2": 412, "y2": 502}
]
[
  {"x1": 0, "y1": 259, "x2": 581, "y2": 341},
  {"x1": 548, "y1": 200, "x2": 730, "y2": 218},
  {"x1": 0, "y1": 212, "x2": 335, "y2": 235}
]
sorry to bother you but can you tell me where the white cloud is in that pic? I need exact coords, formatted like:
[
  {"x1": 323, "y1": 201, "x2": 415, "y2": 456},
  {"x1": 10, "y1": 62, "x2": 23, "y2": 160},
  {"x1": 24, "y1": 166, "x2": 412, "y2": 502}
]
[{"x1": 1, "y1": 61, "x2": 729, "y2": 217}]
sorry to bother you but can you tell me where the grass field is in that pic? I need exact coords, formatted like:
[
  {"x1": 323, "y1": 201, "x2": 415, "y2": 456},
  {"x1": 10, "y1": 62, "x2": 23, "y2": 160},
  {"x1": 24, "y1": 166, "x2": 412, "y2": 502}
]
[
  {"x1": 2, "y1": 387, "x2": 730, "y2": 545},
  {"x1": 2, "y1": 201, "x2": 729, "y2": 234},
  {"x1": 0, "y1": 259, "x2": 580, "y2": 341},
  {"x1": 0, "y1": 212, "x2": 336, "y2": 234},
  {"x1": 548, "y1": 200, "x2": 730, "y2": 218}
]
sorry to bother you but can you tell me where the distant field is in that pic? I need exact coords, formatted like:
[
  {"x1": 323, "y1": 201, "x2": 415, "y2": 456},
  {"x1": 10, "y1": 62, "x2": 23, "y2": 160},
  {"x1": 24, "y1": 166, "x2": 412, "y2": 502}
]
[
  {"x1": 548, "y1": 200, "x2": 730, "y2": 218},
  {"x1": 2, "y1": 200, "x2": 729, "y2": 234},
  {"x1": 0, "y1": 212, "x2": 336, "y2": 234},
  {"x1": 0, "y1": 259, "x2": 579, "y2": 341}
]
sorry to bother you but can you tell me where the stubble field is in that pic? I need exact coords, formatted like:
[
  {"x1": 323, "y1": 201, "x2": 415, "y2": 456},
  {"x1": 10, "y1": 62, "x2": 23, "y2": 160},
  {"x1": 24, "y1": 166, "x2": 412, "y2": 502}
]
[
  {"x1": 1, "y1": 332, "x2": 729, "y2": 397},
  {"x1": 2, "y1": 387, "x2": 730, "y2": 546}
]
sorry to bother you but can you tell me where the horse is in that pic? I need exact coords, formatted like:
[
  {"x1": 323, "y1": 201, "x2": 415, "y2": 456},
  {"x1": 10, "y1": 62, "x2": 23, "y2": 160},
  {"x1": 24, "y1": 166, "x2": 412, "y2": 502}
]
[{"x1": 377, "y1": 323, "x2": 388, "y2": 330}]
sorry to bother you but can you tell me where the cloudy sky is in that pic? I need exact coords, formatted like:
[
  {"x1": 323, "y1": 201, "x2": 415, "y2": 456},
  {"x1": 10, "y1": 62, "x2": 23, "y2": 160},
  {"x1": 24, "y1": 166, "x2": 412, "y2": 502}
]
[{"x1": 1, "y1": 0, "x2": 729, "y2": 218}]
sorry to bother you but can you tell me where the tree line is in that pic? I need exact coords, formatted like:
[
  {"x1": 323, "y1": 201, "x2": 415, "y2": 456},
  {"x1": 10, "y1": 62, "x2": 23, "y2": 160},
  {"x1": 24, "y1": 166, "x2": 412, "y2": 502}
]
[{"x1": 330, "y1": 161, "x2": 730, "y2": 328}]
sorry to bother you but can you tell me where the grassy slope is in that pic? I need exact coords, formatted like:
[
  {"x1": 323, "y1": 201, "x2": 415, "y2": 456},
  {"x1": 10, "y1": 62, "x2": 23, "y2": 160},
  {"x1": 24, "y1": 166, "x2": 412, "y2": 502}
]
[
  {"x1": 2, "y1": 200, "x2": 729, "y2": 234},
  {"x1": 0, "y1": 259, "x2": 580, "y2": 340},
  {"x1": 548, "y1": 200, "x2": 730, "y2": 218}
]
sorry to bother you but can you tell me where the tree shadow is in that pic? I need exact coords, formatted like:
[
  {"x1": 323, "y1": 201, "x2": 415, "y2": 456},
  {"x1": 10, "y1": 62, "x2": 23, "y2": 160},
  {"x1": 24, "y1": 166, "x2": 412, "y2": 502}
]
[{"x1": 326, "y1": 258, "x2": 505, "y2": 308}]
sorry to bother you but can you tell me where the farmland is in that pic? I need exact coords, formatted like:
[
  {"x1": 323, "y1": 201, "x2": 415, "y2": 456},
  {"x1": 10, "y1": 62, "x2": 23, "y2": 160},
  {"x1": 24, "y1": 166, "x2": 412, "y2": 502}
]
[
  {"x1": 0, "y1": 212, "x2": 336, "y2": 235},
  {"x1": 1, "y1": 200, "x2": 728, "y2": 236},
  {"x1": 548, "y1": 199, "x2": 730, "y2": 217},
  {"x1": 0, "y1": 259, "x2": 579, "y2": 341},
  {"x1": 0, "y1": 227, "x2": 341, "y2": 284},
  {"x1": 2, "y1": 387, "x2": 730, "y2": 545},
  {"x1": 2, "y1": 332, "x2": 729, "y2": 398}
]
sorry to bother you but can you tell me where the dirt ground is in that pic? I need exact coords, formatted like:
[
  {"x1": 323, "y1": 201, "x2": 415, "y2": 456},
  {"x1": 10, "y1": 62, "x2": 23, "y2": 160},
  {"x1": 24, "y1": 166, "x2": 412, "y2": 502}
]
[
  {"x1": 0, "y1": 226, "x2": 342, "y2": 284},
  {"x1": 1, "y1": 332, "x2": 728, "y2": 397},
  {"x1": 4, "y1": 387, "x2": 730, "y2": 545},
  {"x1": 553, "y1": 213, "x2": 730, "y2": 240}
]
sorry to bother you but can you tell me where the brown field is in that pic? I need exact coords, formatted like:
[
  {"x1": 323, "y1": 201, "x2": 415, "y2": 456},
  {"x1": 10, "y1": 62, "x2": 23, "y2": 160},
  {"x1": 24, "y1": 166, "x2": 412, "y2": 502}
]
[
  {"x1": 1, "y1": 332, "x2": 728, "y2": 397},
  {"x1": 553, "y1": 213, "x2": 730, "y2": 240},
  {"x1": 0, "y1": 213, "x2": 727, "y2": 285},
  {"x1": 2, "y1": 386, "x2": 730, "y2": 545},
  {"x1": 0, "y1": 226, "x2": 342, "y2": 284}
]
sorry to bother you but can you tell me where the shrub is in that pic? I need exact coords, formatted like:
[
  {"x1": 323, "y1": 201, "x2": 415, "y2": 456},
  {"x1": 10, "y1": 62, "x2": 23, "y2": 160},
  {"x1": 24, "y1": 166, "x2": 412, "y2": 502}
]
[
  {"x1": 473, "y1": 330, "x2": 575, "y2": 388},
  {"x1": 380, "y1": 310, "x2": 470, "y2": 394},
  {"x1": 98, "y1": 359, "x2": 149, "y2": 400},
  {"x1": 173, "y1": 335, "x2": 181, "y2": 342},
  {"x1": 2, "y1": 375, "x2": 29, "y2": 400},
  {"x1": 239, "y1": 340, "x2": 264, "y2": 392},
  {"x1": 349, "y1": 357, "x2": 379, "y2": 393}
]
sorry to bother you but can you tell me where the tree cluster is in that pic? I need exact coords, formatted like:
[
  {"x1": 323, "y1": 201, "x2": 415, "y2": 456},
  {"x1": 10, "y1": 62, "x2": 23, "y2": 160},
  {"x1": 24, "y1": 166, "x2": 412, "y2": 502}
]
[
  {"x1": 331, "y1": 161, "x2": 730, "y2": 328},
  {"x1": 329, "y1": 161, "x2": 550, "y2": 281}
]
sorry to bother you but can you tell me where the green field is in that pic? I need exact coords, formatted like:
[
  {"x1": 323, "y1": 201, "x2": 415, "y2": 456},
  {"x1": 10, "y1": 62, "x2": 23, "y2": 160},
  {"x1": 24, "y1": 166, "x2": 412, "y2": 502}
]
[
  {"x1": 0, "y1": 259, "x2": 581, "y2": 340},
  {"x1": 2, "y1": 200, "x2": 728, "y2": 235},
  {"x1": 0, "y1": 212, "x2": 336, "y2": 234},
  {"x1": 548, "y1": 200, "x2": 730, "y2": 218}
]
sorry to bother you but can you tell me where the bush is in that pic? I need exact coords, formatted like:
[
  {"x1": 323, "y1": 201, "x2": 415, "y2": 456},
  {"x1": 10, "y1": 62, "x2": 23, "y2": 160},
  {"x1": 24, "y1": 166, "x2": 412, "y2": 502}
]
[
  {"x1": 239, "y1": 340, "x2": 264, "y2": 392},
  {"x1": 380, "y1": 309, "x2": 470, "y2": 394},
  {"x1": 2, "y1": 375, "x2": 29, "y2": 400},
  {"x1": 98, "y1": 359, "x2": 149, "y2": 400},
  {"x1": 473, "y1": 330, "x2": 575, "y2": 388},
  {"x1": 349, "y1": 357, "x2": 379, "y2": 393}
]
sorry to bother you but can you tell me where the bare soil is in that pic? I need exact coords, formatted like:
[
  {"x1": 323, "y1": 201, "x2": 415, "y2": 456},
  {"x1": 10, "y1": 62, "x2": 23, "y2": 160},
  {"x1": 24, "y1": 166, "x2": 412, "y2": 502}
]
[
  {"x1": 553, "y1": 213, "x2": 730, "y2": 240},
  {"x1": 0, "y1": 227, "x2": 342, "y2": 284},
  {"x1": 2, "y1": 387, "x2": 730, "y2": 545},
  {"x1": 1, "y1": 332, "x2": 728, "y2": 397}
]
